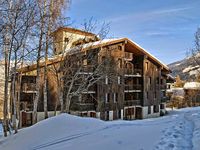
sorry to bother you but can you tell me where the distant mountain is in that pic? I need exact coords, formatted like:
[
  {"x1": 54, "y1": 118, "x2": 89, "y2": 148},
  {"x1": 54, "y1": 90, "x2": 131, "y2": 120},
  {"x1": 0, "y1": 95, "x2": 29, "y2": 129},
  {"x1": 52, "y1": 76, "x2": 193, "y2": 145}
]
[{"x1": 168, "y1": 55, "x2": 200, "y2": 81}]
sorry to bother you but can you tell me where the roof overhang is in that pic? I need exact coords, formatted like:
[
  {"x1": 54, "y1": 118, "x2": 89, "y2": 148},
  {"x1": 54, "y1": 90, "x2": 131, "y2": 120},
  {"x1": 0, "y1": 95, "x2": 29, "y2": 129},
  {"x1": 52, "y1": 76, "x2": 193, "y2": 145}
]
[{"x1": 17, "y1": 38, "x2": 171, "y2": 73}]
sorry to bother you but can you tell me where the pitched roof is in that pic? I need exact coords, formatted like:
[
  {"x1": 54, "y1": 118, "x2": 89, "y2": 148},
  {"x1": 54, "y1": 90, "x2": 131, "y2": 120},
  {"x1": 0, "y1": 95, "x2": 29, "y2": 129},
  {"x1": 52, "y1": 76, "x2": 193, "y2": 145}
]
[
  {"x1": 17, "y1": 38, "x2": 170, "y2": 73},
  {"x1": 68, "y1": 38, "x2": 170, "y2": 71}
]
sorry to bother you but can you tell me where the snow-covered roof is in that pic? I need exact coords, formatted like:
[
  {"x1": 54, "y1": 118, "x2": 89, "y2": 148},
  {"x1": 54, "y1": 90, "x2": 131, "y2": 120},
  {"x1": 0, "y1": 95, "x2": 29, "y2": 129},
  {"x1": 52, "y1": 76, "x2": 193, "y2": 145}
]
[
  {"x1": 184, "y1": 82, "x2": 200, "y2": 90},
  {"x1": 18, "y1": 38, "x2": 170, "y2": 73},
  {"x1": 63, "y1": 38, "x2": 170, "y2": 71},
  {"x1": 127, "y1": 39, "x2": 169, "y2": 71}
]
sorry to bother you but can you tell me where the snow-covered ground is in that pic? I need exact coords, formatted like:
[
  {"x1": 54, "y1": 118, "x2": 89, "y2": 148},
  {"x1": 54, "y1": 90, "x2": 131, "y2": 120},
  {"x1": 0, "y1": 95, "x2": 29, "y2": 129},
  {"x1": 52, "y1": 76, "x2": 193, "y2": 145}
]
[
  {"x1": 0, "y1": 107, "x2": 200, "y2": 150},
  {"x1": 0, "y1": 123, "x2": 2, "y2": 138}
]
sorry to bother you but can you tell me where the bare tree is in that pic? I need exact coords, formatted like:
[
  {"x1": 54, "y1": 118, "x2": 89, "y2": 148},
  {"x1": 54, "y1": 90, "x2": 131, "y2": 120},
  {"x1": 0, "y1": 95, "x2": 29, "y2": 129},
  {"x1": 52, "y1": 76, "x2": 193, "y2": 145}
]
[
  {"x1": 0, "y1": 0, "x2": 70, "y2": 135},
  {"x1": 0, "y1": 0, "x2": 37, "y2": 136},
  {"x1": 32, "y1": 0, "x2": 70, "y2": 124},
  {"x1": 190, "y1": 28, "x2": 200, "y2": 77},
  {"x1": 62, "y1": 45, "x2": 119, "y2": 113}
]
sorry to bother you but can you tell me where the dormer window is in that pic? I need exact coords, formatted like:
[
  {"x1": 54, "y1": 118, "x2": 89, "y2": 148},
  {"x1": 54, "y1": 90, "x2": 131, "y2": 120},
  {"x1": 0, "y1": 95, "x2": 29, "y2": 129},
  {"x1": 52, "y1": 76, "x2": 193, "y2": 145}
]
[{"x1": 64, "y1": 37, "x2": 69, "y2": 43}]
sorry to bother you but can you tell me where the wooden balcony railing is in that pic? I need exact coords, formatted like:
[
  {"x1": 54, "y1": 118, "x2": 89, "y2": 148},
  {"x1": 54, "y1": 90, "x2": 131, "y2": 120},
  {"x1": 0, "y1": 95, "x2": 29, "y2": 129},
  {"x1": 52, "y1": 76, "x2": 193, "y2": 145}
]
[
  {"x1": 160, "y1": 84, "x2": 167, "y2": 90},
  {"x1": 124, "y1": 68, "x2": 142, "y2": 75},
  {"x1": 125, "y1": 85, "x2": 142, "y2": 90},
  {"x1": 161, "y1": 97, "x2": 170, "y2": 103},
  {"x1": 124, "y1": 52, "x2": 133, "y2": 60},
  {"x1": 156, "y1": 84, "x2": 167, "y2": 90},
  {"x1": 124, "y1": 100, "x2": 141, "y2": 106},
  {"x1": 22, "y1": 83, "x2": 36, "y2": 92},
  {"x1": 74, "y1": 102, "x2": 95, "y2": 111},
  {"x1": 81, "y1": 65, "x2": 94, "y2": 73}
]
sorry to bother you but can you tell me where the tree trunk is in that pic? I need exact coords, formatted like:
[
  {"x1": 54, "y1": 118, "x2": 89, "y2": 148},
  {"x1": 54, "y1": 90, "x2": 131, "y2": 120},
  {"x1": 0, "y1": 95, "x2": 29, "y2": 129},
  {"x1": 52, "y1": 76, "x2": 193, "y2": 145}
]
[
  {"x1": 32, "y1": 29, "x2": 43, "y2": 124},
  {"x1": 11, "y1": 74, "x2": 17, "y2": 133},
  {"x1": 17, "y1": 73, "x2": 22, "y2": 128},
  {"x1": 33, "y1": 73, "x2": 40, "y2": 124},
  {"x1": 43, "y1": 69, "x2": 48, "y2": 119},
  {"x1": 3, "y1": 46, "x2": 8, "y2": 137},
  {"x1": 59, "y1": 86, "x2": 64, "y2": 112},
  {"x1": 65, "y1": 94, "x2": 71, "y2": 113}
]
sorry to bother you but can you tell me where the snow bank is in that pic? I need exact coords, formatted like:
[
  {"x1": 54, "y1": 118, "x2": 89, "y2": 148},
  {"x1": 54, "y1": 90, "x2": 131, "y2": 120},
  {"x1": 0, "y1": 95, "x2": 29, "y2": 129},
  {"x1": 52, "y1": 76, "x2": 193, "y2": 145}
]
[
  {"x1": 1, "y1": 108, "x2": 200, "y2": 150},
  {"x1": 0, "y1": 114, "x2": 104, "y2": 150},
  {"x1": 191, "y1": 112, "x2": 200, "y2": 150},
  {"x1": 0, "y1": 123, "x2": 3, "y2": 137}
]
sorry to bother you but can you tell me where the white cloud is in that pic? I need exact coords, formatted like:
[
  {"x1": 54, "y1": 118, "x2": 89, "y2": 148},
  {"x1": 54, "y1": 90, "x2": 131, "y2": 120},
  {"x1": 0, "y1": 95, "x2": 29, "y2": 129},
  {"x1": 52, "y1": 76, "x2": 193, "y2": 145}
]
[{"x1": 106, "y1": 6, "x2": 193, "y2": 23}]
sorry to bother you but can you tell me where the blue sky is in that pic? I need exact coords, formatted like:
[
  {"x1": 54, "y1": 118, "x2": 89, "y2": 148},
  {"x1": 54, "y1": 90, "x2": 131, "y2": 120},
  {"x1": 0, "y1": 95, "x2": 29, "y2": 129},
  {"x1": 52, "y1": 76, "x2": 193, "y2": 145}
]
[{"x1": 67, "y1": 0, "x2": 200, "y2": 64}]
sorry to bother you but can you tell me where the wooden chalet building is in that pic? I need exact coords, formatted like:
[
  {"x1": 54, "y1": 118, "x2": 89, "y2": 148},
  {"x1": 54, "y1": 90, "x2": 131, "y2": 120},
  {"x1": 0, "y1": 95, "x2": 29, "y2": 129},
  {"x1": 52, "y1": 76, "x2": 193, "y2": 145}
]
[{"x1": 13, "y1": 27, "x2": 171, "y2": 127}]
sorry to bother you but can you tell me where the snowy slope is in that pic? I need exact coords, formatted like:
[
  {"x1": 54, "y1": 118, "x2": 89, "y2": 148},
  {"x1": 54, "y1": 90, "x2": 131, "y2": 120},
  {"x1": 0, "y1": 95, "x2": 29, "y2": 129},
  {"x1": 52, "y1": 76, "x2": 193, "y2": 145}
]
[
  {"x1": 0, "y1": 108, "x2": 200, "y2": 150},
  {"x1": 168, "y1": 54, "x2": 200, "y2": 80},
  {"x1": 0, "y1": 123, "x2": 2, "y2": 138}
]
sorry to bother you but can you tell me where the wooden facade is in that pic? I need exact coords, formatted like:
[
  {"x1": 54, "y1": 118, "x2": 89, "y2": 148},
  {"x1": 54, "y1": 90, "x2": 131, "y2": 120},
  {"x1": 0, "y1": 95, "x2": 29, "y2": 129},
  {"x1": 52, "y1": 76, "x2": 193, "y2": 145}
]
[{"x1": 14, "y1": 27, "x2": 170, "y2": 126}]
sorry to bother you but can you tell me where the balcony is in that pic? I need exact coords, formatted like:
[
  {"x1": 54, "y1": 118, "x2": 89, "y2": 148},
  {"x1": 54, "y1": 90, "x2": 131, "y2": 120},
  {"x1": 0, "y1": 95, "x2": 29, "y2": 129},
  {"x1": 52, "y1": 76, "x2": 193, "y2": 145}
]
[
  {"x1": 124, "y1": 69, "x2": 142, "y2": 77},
  {"x1": 74, "y1": 102, "x2": 95, "y2": 111},
  {"x1": 161, "y1": 97, "x2": 170, "y2": 103},
  {"x1": 81, "y1": 85, "x2": 96, "y2": 94},
  {"x1": 124, "y1": 100, "x2": 141, "y2": 106},
  {"x1": 160, "y1": 84, "x2": 167, "y2": 90},
  {"x1": 124, "y1": 52, "x2": 133, "y2": 61},
  {"x1": 20, "y1": 102, "x2": 33, "y2": 111},
  {"x1": 125, "y1": 85, "x2": 142, "y2": 92},
  {"x1": 78, "y1": 65, "x2": 94, "y2": 74},
  {"x1": 22, "y1": 83, "x2": 36, "y2": 93},
  {"x1": 155, "y1": 84, "x2": 167, "y2": 90}
]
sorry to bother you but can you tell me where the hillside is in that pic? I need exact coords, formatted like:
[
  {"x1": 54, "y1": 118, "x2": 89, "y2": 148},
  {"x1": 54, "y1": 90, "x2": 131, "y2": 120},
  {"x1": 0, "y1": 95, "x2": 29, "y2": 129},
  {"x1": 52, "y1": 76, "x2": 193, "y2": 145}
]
[
  {"x1": 1, "y1": 108, "x2": 200, "y2": 150},
  {"x1": 168, "y1": 56, "x2": 200, "y2": 81}
]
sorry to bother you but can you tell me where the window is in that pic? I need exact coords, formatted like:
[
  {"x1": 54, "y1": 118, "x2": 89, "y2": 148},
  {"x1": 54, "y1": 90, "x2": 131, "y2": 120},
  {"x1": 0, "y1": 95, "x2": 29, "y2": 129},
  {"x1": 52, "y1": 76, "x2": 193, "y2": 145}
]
[
  {"x1": 160, "y1": 79, "x2": 163, "y2": 85},
  {"x1": 132, "y1": 93, "x2": 139, "y2": 100},
  {"x1": 105, "y1": 93, "x2": 111, "y2": 103},
  {"x1": 145, "y1": 62, "x2": 149, "y2": 70},
  {"x1": 149, "y1": 77, "x2": 151, "y2": 85},
  {"x1": 160, "y1": 104, "x2": 165, "y2": 109},
  {"x1": 147, "y1": 92, "x2": 149, "y2": 99},
  {"x1": 118, "y1": 59, "x2": 122, "y2": 68},
  {"x1": 64, "y1": 37, "x2": 69, "y2": 43},
  {"x1": 156, "y1": 77, "x2": 159, "y2": 84},
  {"x1": 148, "y1": 106, "x2": 151, "y2": 114},
  {"x1": 118, "y1": 45, "x2": 122, "y2": 50},
  {"x1": 133, "y1": 79, "x2": 137, "y2": 85},
  {"x1": 106, "y1": 111, "x2": 109, "y2": 121},
  {"x1": 114, "y1": 93, "x2": 118, "y2": 103},
  {"x1": 153, "y1": 105, "x2": 159, "y2": 113},
  {"x1": 162, "y1": 91, "x2": 166, "y2": 97},
  {"x1": 105, "y1": 76, "x2": 108, "y2": 84},
  {"x1": 107, "y1": 93, "x2": 110, "y2": 102},
  {"x1": 105, "y1": 93, "x2": 108, "y2": 103},
  {"x1": 118, "y1": 110, "x2": 121, "y2": 119},
  {"x1": 118, "y1": 76, "x2": 121, "y2": 84}
]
